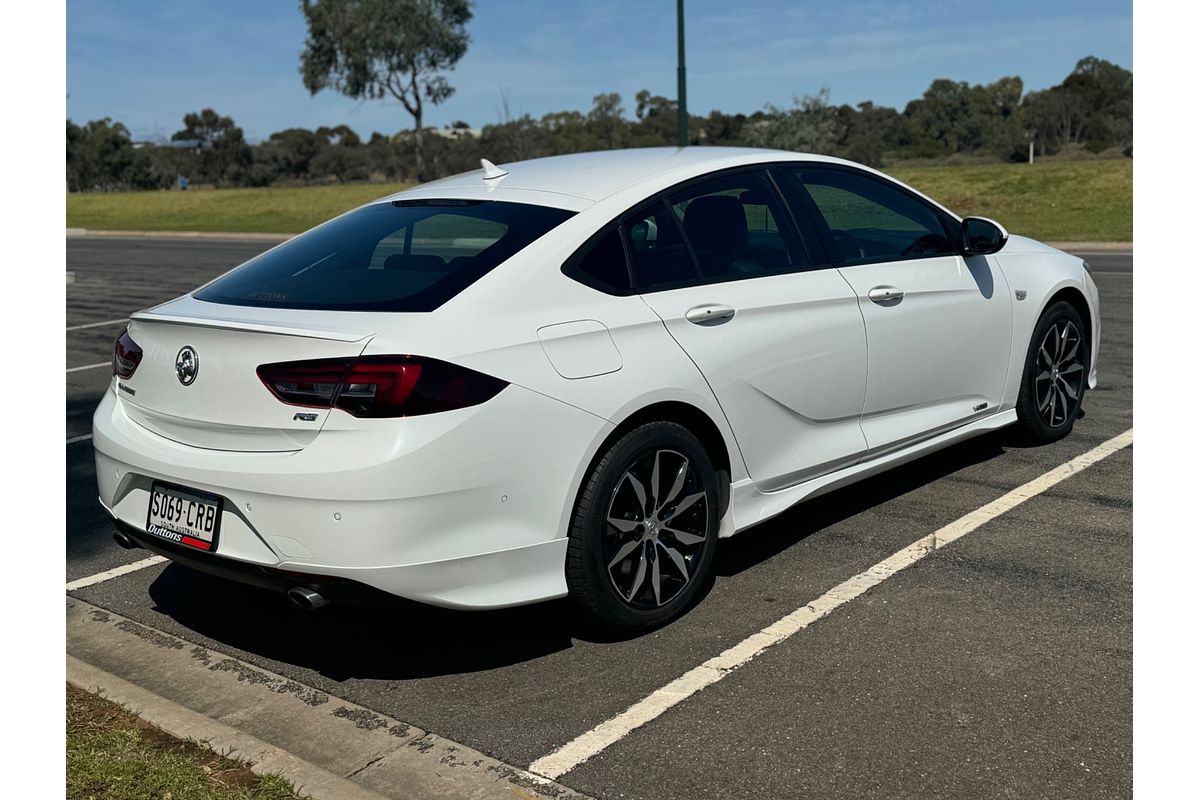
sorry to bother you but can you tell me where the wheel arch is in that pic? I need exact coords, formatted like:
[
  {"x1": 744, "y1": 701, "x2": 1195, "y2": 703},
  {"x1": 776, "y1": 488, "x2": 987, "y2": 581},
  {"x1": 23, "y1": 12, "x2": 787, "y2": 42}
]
[
  {"x1": 1042, "y1": 285, "x2": 1093, "y2": 344},
  {"x1": 576, "y1": 401, "x2": 734, "y2": 522}
]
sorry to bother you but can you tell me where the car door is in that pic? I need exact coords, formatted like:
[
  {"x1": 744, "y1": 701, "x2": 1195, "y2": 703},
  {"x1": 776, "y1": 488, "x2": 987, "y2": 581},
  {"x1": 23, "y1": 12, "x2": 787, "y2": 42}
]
[
  {"x1": 781, "y1": 164, "x2": 1013, "y2": 454},
  {"x1": 632, "y1": 168, "x2": 869, "y2": 490}
]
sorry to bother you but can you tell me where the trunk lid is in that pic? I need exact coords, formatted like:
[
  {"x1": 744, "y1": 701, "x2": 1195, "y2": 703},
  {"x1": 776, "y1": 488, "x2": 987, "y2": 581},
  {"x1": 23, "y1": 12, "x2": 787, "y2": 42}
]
[{"x1": 118, "y1": 297, "x2": 377, "y2": 452}]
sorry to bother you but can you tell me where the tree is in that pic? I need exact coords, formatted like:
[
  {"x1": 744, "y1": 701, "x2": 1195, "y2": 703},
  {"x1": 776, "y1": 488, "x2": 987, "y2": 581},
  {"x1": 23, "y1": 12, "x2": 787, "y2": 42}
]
[
  {"x1": 171, "y1": 108, "x2": 251, "y2": 185},
  {"x1": 701, "y1": 110, "x2": 748, "y2": 147},
  {"x1": 903, "y1": 79, "x2": 973, "y2": 154},
  {"x1": 833, "y1": 101, "x2": 902, "y2": 166},
  {"x1": 480, "y1": 90, "x2": 543, "y2": 162},
  {"x1": 631, "y1": 90, "x2": 678, "y2": 146},
  {"x1": 1020, "y1": 58, "x2": 1131, "y2": 155},
  {"x1": 316, "y1": 124, "x2": 362, "y2": 147},
  {"x1": 299, "y1": 0, "x2": 473, "y2": 181},
  {"x1": 902, "y1": 76, "x2": 1025, "y2": 158},
  {"x1": 587, "y1": 93, "x2": 628, "y2": 150},
  {"x1": 311, "y1": 125, "x2": 370, "y2": 182},
  {"x1": 1061, "y1": 56, "x2": 1132, "y2": 152},
  {"x1": 266, "y1": 128, "x2": 325, "y2": 180},
  {"x1": 745, "y1": 89, "x2": 841, "y2": 154},
  {"x1": 972, "y1": 76, "x2": 1025, "y2": 159},
  {"x1": 66, "y1": 118, "x2": 153, "y2": 191},
  {"x1": 310, "y1": 144, "x2": 371, "y2": 183}
]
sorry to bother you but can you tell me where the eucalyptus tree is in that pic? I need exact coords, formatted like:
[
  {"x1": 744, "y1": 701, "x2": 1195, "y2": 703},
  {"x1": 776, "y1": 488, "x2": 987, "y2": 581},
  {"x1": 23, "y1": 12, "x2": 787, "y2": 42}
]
[{"x1": 299, "y1": 0, "x2": 473, "y2": 181}]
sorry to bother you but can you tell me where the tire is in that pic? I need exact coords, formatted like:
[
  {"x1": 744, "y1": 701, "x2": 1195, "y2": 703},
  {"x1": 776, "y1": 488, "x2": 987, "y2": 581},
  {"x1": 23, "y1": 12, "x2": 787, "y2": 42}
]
[
  {"x1": 1014, "y1": 300, "x2": 1090, "y2": 443},
  {"x1": 566, "y1": 421, "x2": 720, "y2": 631}
]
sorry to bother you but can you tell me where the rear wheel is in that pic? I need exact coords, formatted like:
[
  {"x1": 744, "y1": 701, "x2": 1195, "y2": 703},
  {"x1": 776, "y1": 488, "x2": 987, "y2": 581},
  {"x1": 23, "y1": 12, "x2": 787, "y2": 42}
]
[
  {"x1": 1015, "y1": 301, "x2": 1090, "y2": 443},
  {"x1": 566, "y1": 422, "x2": 719, "y2": 631}
]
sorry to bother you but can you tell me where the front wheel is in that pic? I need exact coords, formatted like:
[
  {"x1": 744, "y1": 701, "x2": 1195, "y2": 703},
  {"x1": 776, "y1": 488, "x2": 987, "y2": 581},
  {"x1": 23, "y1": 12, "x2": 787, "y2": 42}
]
[
  {"x1": 1014, "y1": 301, "x2": 1090, "y2": 443},
  {"x1": 566, "y1": 422, "x2": 719, "y2": 631}
]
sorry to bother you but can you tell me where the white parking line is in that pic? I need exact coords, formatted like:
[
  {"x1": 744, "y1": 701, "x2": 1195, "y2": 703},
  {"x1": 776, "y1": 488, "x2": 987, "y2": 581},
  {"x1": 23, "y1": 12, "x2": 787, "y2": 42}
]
[
  {"x1": 529, "y1": 428, "x2": 1135, "y2": 780},
  {"x1": 67, "y1": 362, "x2": 109, "y2": 373},
  {"x1": 67, "y1": 317, "x2": 128, "y2": 331},
  {"x1": 66, "y1": 555, "x2": 168, "y2": 592},
  {"x1": 67, "y1": 434, "x2": 94, "y2": 445}
]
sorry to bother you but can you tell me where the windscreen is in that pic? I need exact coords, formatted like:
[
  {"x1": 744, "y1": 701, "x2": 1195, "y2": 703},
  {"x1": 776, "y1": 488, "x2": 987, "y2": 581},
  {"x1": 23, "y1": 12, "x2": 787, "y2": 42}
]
[{"x1": 195, "y1": 200, "x2": 574, "y2": 312}]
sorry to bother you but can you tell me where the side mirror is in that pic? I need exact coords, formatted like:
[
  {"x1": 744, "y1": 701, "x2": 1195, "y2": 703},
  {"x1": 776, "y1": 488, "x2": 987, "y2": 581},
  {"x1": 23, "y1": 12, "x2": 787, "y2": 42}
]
[{"x1": 961, "y1": 217, "x2": 1009, "y2": 256}]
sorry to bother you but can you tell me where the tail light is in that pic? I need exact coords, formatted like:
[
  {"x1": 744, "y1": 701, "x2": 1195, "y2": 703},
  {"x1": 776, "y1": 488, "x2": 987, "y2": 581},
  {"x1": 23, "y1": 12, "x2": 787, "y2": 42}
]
[
  {"x1": 113, "y1": 329, "x2": 143, "y2": 379},
  {"x1": 256, "y1": 356, "x2": 508, "y2": 418}
]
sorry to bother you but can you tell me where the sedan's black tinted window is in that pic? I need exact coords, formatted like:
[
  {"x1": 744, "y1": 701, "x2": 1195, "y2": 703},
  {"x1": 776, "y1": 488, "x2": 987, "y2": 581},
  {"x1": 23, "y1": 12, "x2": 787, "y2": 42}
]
[
  {"x1": 668, "y1": 171, "x2": 810, "y2": 279},
  {"x1": 791, "y1": 167, "x2": 957, "y2": 265},
  {"x1": 195, "y1": 200, "x2": 573, "y2": 312},
  {"x1": 565, "y1": 227, "x2": 631, "y2": 293},
  {"x1": 622, "y1": 202, "x2": 699, "y2": 290}
]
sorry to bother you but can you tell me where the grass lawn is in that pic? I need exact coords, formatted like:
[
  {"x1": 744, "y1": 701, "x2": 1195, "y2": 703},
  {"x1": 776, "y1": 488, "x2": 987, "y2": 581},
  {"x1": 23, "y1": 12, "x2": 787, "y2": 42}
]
[
  {"x1": 66, "y1": 158, "x2": 1132, "y2": 242},
  {"x1": 67, "y1": 683, "x2": 303, "y2": 800},
  {"x1": 67, "y1": 182, "x2": 412, "y2": 234},
  {"x1": 891, "y1": 159, "x2": 1132, "y2": 242}
]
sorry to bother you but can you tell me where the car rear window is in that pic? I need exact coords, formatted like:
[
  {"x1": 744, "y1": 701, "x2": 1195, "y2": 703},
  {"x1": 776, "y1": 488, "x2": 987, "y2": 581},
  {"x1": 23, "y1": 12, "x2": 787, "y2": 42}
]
[{"x1": 195, "y1": 200, "x2": 574, "y2": 312}]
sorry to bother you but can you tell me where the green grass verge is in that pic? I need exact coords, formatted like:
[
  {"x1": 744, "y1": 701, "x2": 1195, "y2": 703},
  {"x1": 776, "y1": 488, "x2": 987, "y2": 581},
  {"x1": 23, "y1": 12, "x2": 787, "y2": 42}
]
[
  {"x1": 66, "y1": 159, "x2": 1132, "y2": 242},
  {"x1": 891, "y1": 159, "x2": 1132, "y2": 242},
  {"x1": 67, "y1": 182, "x2": 412, "y2": 234},
  {"x1": 67, "y1": 683, "x2": 303, "y2": 800}
]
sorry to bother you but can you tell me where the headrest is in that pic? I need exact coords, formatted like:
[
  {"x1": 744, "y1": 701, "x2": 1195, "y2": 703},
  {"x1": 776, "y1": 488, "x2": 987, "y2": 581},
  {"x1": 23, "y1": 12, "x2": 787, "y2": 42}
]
[{"x1": 683, "y1": 195, "x2": 748, "y2": 254}]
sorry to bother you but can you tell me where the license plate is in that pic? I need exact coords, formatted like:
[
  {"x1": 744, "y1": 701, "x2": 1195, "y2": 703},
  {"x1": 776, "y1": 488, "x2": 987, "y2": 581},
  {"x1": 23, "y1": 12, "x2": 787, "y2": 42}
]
[{"x1": 146, "y1": 482, "x2": 222, "y2": 551}]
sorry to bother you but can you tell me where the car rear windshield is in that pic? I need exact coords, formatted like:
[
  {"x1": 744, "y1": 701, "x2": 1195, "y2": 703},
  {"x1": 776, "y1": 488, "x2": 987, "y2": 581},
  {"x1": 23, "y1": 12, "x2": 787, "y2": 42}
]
[{"x1": 194, "y1": 200, "x2": 574, "y2": 312}]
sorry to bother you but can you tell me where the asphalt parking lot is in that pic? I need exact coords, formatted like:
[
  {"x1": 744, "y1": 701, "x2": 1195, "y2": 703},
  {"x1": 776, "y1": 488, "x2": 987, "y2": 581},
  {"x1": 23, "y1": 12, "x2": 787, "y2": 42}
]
[{"x1": 66, "y1": 236, "x2": 1132, "y2": 799}]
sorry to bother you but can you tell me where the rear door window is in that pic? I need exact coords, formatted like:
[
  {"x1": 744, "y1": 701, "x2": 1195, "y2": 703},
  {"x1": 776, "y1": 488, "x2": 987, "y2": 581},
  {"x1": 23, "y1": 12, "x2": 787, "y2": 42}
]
[
  {"x1": 667, "y1": 170, "x2": 811, "y2": 280},
  {"x1": 196, "y1": 200, "x2": 573, "y2": 312},
  {"x1": 621, "y1": 201, "x2": 699, "y2": 291}
]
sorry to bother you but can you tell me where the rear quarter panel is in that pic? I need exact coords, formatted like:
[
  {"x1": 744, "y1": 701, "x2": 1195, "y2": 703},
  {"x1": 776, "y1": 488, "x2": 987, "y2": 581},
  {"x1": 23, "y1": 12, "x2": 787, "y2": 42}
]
[{"x1": 361, "y1": 209, "x2": 749, "y2": 542}]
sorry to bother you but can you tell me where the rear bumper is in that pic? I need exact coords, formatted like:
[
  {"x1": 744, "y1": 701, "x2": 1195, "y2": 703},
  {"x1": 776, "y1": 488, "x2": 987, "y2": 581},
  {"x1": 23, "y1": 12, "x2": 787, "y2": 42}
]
[
  {"x1": 110, "y1": 517, "x2": 408, "y2": 608},
  {"x1": 92, "y1": 382, "x2": 611, "y2": 609}
]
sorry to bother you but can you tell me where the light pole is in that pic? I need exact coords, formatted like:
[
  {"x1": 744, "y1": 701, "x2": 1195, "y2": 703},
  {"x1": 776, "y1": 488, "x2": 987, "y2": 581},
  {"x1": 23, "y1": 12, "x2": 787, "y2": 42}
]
[{"x1": 677, "y1": 0, "x2": 687, "y2": 147}]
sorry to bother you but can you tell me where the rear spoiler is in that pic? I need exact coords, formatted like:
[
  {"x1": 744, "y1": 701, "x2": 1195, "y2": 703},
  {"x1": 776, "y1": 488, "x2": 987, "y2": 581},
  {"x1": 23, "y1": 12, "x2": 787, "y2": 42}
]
[{"x1": 130, "y1": 310, "x2": 373, "y2": 343}]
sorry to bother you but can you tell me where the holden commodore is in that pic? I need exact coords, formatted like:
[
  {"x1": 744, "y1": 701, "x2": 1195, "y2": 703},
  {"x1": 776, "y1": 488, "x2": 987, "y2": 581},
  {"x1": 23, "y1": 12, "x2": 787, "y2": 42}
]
[{"x1": 95, "y1": 147, "x2": 1099, "y2": 630}]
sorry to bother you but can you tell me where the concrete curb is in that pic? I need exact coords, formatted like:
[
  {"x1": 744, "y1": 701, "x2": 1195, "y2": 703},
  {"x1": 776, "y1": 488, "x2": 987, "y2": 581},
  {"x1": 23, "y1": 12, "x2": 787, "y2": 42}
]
[
  {"x1": 68, "y1": 656, "x2": 391, "y2": 800},
  {"x1": 66, "y1": 597, "x2": 590, "y2": 800}
]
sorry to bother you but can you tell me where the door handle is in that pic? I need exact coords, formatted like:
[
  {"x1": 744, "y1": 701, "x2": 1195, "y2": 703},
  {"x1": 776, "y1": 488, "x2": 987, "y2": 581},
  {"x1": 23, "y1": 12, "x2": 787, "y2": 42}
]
[
  {"x1": 685, "y1": 304, "x2": 736, "y2": 326},
  {"x1": 867, "y1": 286, "x2": 904, "y2": 306}
]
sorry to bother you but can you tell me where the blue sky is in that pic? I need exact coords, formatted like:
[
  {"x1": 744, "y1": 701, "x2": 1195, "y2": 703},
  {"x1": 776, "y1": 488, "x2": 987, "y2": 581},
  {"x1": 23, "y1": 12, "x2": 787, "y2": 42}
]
[{"x1": 66, "y1": 0, "x2": 1132, "y2": 143}]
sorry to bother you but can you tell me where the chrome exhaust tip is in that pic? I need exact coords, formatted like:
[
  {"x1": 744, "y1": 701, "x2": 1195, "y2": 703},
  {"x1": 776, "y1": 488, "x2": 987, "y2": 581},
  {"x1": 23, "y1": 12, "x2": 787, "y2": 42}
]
[
  {"x1": 112, "y1": 530, "x2": 140, "y2": 550},
  {"x1": 287, "y1": 586, "x2": 328, "y2": 610}
]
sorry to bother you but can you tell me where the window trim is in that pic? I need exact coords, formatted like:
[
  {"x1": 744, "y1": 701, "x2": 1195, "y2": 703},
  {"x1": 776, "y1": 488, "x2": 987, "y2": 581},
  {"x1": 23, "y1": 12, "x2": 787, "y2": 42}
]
[{"x1": 777, "y1": 163, "x2": 967, "y2": 269}]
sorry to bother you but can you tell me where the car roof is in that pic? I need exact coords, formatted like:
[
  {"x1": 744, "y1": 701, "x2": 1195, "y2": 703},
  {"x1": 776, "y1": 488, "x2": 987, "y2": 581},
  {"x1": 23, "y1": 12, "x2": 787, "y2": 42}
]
[{"x1": 376, "y1": 147, "x2": 851, "y2": 211}]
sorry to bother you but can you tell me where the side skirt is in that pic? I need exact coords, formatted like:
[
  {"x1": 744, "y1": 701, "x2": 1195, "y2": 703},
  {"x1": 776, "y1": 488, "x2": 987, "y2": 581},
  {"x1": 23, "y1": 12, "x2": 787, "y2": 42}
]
[{"x1": 725, "y1": 410, "x2": 1017, "y2": 536}]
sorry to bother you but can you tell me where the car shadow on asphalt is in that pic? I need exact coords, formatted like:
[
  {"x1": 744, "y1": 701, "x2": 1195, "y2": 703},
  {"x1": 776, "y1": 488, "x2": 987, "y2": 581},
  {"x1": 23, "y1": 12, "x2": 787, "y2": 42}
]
[
  {"x1": 146, "y1": 565, "x2": 587, "y2": 681},
  {"x1": 67, "y1": 442, "x2": 120, "y2": 564},
  {"x1": 142, "y1": 431, "x2": 1010, "y2": 682},
  {"x1": 714, "y1": 431, "x2": 1008, "y2": 577}
]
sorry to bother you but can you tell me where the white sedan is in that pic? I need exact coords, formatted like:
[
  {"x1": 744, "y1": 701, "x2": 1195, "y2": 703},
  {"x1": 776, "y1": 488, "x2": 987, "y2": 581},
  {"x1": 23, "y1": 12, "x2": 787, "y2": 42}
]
[{"x1": 94, "y1": 147, "x2": 1099, "y2": 630}]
